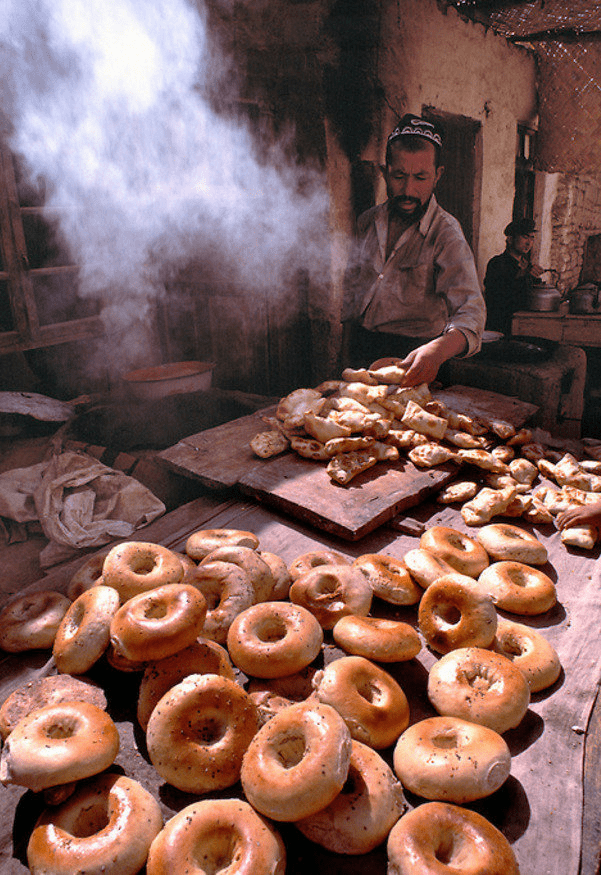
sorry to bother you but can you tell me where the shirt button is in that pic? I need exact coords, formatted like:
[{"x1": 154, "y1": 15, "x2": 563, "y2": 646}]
[{"x1": 378, "y1": 273, "x2": 384, "y2": 280}]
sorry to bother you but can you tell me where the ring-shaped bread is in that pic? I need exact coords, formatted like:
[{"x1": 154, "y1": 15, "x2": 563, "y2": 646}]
[
  {"x1": 492, "y1": 617, "x2": 561, "y2": 692},
  {"x1": 27, "y1": 772, "x2": 163, "y2": 875},
  {"x1": 102, "y1": 542, "x2": 184, "y2": 602},
  {"x1": 295, "y1": 739, "x2": 406, "y2": 854},
  {"x1": 174, "y1": 551, "x2": 201, "y2": 585},
  {"x1": 137, "y1": 637, "x2": 235, "y2": 730},
  {"x1": 105, "y1": 644, "x2": 146, "y2": 673},
  {"x1": 393, "y1": 716, "x2": 511, "y2": 803},
  {"x1": 67, "y1": 547, "x2": 111, "y2": 600},
  {"x1": 332, "y1": 615, "x2": 421, "y2": 662},
  {"x1": 289, "y1": 550, "x2": 350, "y2": 580},
  {"x1": 187, "y1": 560, "x2": 255, "y2": 643},
  {"x1": 0, "y1": 701, "x2": 119, "y2": 791},
  {"x1": 417, "y1": 573, "x2": 498, "y2": 654},
  {"x1": 199, "y1": 545, "x2": 274, "y2": 603},
  {"x1": 259, "y1": 551, "x2": 293, "y2": 600},
  {"x1": 352, "y1": 553, "x2": 422, "y2": 605},
  {"x1": 240, "y1": 700, "x2": 352, "y2": 821},
  {"x1": 247, "y1": 667, "x2": 319, "y2": 724},
  {"x1": 109, "y1": 583, "x2": 207, "y2": 663},
  {"x1": 402, "y1": 548, "x2": 457, "y2": 589},
  {"x1": 0, "y1": 675, "x2": 107, "y2": 742},
  {"x1": 53, "y1": 585, "x2": 120, "y2": 674},
  {"x1": 312, "y1": 655, "x2": 410, "y2": 749},
  {"x1": 476, "y1": 523, "x2": 548, "y2": 565},
  {"x1": 146, "y1": 798, "x2": 285, "y2": 875},
  {"x1": 387, "y1": 801, "x2": 520, "y2": 875},
  {"x1": 0, "y1": 590, "x2": 71, "y2": 653},
  {"x1": 146, "y1": 673, "x2": 260, "y2": 794},
  {"x1": 226, "y1": 601, "x2": 323, "y2": 678},
  {"x1": 419, "y1": 527, "x2": 489, "y2": 578},
  {"x1": 185, "y1": 528, "x2": 260, "y2": 561},
  {"x1": 289, "y1": 565, "x2": 372, "y2": 629},
  {"x1": 477, "y1": 561, "x2": 556, "y2": 615},
  {"x1": 428, "y1": 646, "x2": 530, "y2": 734}
]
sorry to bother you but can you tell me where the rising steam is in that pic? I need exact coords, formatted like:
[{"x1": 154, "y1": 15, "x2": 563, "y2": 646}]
[{"x1": 0, "y1": 0, "x2": 330, "y2": 377}]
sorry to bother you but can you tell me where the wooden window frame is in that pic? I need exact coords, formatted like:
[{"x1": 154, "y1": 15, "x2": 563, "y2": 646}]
[{"x1": 0, "y1": 141, "x2": 104, "y2": 356}]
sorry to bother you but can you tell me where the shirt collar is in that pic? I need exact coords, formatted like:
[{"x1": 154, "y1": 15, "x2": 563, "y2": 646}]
[{"x1": 418, "y1": 194, "x2": 439, "y2": 236}]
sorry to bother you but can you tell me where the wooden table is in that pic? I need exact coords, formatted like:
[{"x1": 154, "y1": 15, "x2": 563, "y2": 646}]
[
  {"x1": 511, "y1": 310, "x2": 601, "y2": 346},
  {"x1": 1, "y1": 493, "x2": 600, "y2": 875}
]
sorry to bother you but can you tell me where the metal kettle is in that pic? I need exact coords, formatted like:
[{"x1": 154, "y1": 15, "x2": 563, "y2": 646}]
[
  {"x1": 526, "y1": 270, "x2": 562, "y2": 312},
  {"x1": 569, "y1": 283, "x2": 601, "y2": 314}
]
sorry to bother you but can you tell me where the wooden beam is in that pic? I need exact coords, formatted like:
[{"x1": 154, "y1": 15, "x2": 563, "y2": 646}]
[
  {"x1": 446, "y1": 0, "x2": 538, "y2": 9},
  {"x1": 509, "y1": 28, "x2": 601, "y2": 44}
]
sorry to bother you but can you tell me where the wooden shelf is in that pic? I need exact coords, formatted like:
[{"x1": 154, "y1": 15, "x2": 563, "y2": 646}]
[{"x1": 512, "y1": 310, "x2": 601, "y2": 346}]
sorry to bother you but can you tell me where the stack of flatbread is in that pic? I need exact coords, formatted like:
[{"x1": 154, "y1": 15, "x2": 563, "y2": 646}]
[{"x1": 249, "y1": 366, "x2": 601, "y2": 548}]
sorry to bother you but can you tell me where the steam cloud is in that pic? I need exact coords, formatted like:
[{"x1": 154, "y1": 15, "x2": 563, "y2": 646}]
[{"x1": 0, "y1": 0, "x2": 330, "y2": 378}]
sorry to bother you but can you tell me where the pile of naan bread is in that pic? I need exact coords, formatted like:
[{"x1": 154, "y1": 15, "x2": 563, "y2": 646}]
[{"x1": 250, "y1": 363, "x2": 601, "y2": 550}]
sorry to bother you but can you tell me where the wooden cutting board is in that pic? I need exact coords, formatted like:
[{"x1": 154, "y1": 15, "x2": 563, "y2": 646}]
[
  {"x1": 237, "y1": 454, "x2": 458, "y2": 540},
  {"x1": 158, "y1": 385, "x2": 538, "y2": 540}
]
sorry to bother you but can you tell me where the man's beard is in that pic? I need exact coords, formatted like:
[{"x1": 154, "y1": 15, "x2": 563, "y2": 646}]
[{"x1": 389, "y1": 196, "x2": 425, "y2": 222}]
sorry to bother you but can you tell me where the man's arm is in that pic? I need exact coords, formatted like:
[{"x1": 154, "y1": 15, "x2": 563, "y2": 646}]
[
  {"x1": 425, "y1": 234, "x2": 485, "y2": 366},
  {"x1": 400, "y1": 328, "x2": 467, "y2": 386}
]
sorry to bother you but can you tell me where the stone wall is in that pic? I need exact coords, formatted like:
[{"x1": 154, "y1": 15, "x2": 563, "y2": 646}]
[{"x1": 548, "y1": 172, "x2": 601, "y2": 292}]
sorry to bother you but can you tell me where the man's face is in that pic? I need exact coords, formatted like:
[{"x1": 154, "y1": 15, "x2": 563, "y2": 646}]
[
  {"x1": 512, "y1": 233, "x2": 535, "y2": 256},
  {"x1": 383, "y1": 142, "x2": 443, "y2": 220}
]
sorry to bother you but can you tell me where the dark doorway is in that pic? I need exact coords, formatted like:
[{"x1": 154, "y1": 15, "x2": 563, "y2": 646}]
[{"x1": 422, "y1": 107, "x2": 482, "y2": 251}]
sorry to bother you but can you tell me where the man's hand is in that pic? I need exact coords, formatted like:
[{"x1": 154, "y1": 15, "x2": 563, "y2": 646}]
[
  {"x1": 400, "y1": 330, "x2": 467, "y2": 387},
  {"x1": 556, "y1": 502, "x2": 601, "y2": 534}
]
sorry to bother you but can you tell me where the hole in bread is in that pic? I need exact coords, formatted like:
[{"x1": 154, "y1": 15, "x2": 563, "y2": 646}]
[
  {"x1": 193, "y1": 826, "x2": 236, "y2": 873},
  {"x1": 130, "y1": 555, "x2": 158, "y2": 575},
  {"x1": 65, "y1": 601, "x2": 85, "y2": 635},
  {"x1": 144, "y1": 601, "x2": 169, "y2": 620},
  {"x1": 194, "y1": 582, "x2": 220, "y2": 611},
  {"x1": 431, "y1": 730, "x2": 459, "y2": 750},
  {"x1": 499, "y1": 633, "x2": 525, "y2": 658},
  {"x1": 255, "y1": 615, "x2": 287, "y2": 643},
  {"x1": 507, "y1": 567, "x2": 529, "y2": 588},
  {"x1": 436, "y1": 603, "x2": 462, "y2": 627},
  {"x1": 314, "y1": 573, "x2": 341, "y2": 596},
  {"x1": 340, "y1": 763, "x2": 365, "y2": 797},
  {"x1": 272, "y1": 730, "x2": 306, "y2": 768},
  {"x1": 310, "y1": 557, "x2": 331, "y2": 569},
  {"x1": 44, "y1": 718, "x2": 78, "y2": 740},
  {"x1": 435, "y1": 833, "x2": 457, "y2": 864},
  {"x1": 192, "y1": 716, "x2": 227, "y2": 746},
  {"x1": 445, "y1": 533, "x2": 466, "y2": 550},
  {"x1": 461, "y1": 665, "x2": 498, "y2": 692},
  {"x1": 71, "y1": 800, "x2": 110, "y2": 837},
  {"x1": 356, "y1": 678, "x2": 381, "y2": 705},
  {"x1": 17, "y1": 600, "x2": 37, "y2": 619}
]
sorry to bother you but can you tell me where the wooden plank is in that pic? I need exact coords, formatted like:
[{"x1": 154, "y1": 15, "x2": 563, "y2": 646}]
[
  {"x1": 582, "y1": 684, "x2": 601, "y2": 875},
  {"x1": 238, "y1": 455, "x2": 458, "y2": 540},
  {"x1": 158, "y1": 405, "x2": 278, "y2": 489},
  {"x1": 159, "y1": 386, "x2": 538, "y2": 539},
  {"x1": 511, "y1": 312, "x2": 564, "y2": 342},
  {"x1": 434, "y1": 384, "x2": 538, "y2": 425}
]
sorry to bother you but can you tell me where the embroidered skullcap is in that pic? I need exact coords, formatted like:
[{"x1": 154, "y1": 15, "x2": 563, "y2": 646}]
[{"x1": 387, "y1": 113, "x2": 443, "y2": 149}]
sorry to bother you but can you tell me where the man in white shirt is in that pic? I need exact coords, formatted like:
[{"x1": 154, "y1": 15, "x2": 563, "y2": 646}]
[{"x1": 342, "y1": 114, "x2": 486, "y2": 386}]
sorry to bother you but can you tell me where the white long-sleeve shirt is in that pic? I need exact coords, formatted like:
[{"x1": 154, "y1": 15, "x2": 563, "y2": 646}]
[{"x1": 342, "y1": 195, "x2": 486, "y2": 356}]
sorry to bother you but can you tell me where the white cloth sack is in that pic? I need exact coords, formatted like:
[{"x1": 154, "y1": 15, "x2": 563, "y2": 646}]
[{"x1": 0, "y1": 451, "x2": 165, "y2": 549}]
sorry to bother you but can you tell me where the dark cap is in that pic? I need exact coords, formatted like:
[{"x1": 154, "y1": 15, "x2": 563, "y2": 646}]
[
  {"x1": 387, "y1": 114, "x2": 443, "y2": 150},
  {"x1": 504, "y1": 218, "x2": 537, "y2": 237}
]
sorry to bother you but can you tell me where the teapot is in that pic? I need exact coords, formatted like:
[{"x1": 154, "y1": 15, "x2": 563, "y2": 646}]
[
  {"x1": 569, "y1": 283, "x2": 601, "y2": 314},
  {"x1": 526, "y1": 270, "x2": 562, "y2": 312}
]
